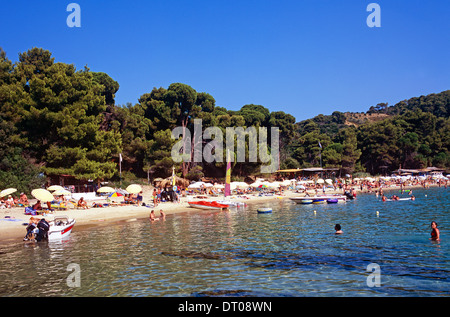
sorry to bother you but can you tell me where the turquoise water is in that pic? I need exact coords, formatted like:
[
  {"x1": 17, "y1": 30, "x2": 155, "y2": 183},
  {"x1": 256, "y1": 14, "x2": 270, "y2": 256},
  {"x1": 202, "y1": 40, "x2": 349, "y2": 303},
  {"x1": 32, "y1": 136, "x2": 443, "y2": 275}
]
[{"x1": 0, "y1": 187, "x2": 448, "y2": 297}]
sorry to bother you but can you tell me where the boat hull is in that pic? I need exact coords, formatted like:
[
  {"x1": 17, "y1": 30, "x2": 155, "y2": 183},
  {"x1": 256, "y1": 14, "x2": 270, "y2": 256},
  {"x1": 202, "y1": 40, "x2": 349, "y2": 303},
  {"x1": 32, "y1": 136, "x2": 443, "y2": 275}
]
[
  {"x1": 48, "y1": 218, "x2": 75, "y2": 240},
  {"x1": 290, "y1": 195, "x2": 347, "y2": 204},
  {"x1": 188, "y1": 201, "x2": 229, "y2": 210}
]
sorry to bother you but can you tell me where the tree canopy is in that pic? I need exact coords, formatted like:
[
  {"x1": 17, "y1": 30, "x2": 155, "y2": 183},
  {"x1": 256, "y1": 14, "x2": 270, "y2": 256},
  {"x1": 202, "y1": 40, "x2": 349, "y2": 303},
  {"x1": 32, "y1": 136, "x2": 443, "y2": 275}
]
[{"x1": 0, "y1": 47, "x2": 448, "y2": 193}]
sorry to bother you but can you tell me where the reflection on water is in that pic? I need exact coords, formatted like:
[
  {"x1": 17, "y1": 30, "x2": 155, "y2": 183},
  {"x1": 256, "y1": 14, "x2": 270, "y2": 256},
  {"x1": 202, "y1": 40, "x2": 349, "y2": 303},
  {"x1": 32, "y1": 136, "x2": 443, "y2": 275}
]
[{"x1": 0, "y1": 187, "x2": 449, "y2": 297}]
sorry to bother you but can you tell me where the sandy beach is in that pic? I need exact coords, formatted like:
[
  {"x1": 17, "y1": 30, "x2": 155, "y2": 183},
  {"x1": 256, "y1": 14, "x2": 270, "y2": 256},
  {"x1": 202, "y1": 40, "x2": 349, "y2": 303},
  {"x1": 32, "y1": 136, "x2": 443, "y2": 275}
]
[{"x1": 0, "y1": 183, "x2": 439, "y2": 244}]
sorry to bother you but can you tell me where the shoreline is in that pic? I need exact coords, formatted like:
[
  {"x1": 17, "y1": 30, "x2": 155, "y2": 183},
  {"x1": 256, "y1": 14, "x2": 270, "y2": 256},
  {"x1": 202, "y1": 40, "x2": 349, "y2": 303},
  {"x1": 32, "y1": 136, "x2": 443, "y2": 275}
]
[{"x1": 0, "y1": 183, "x2": 442, "y2": 244}]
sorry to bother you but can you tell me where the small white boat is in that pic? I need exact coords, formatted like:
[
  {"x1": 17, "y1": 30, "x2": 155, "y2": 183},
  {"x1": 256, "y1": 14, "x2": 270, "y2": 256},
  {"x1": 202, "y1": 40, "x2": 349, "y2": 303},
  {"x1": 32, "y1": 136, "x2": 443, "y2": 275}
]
[
  {"x1": 48, "y1": 216, "x2": 76, "y2": 240},
  {"x1": 290, "y1": 195, "x2": 347, "y2": 204},
  {"x1": 215, "y1": 200, "x2": 247, "y2": 208}
]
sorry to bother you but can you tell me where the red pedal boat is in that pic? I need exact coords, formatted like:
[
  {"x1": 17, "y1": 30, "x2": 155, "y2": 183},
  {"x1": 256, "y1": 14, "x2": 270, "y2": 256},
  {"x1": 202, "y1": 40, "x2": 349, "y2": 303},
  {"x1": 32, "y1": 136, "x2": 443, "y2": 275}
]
[{"x1": 188, "y1": 201, "x2": 229, "y2": 210}]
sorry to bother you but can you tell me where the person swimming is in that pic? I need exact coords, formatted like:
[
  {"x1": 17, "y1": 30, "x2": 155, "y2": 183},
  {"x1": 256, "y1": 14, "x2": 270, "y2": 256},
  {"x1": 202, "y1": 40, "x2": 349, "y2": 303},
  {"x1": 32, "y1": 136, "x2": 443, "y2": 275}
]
[
  {"x1": 335, "y1": 224, "x2": 343, "y2": 234},
  {"x1": 430, "y1": 221, "x2": 440, "y2": 241}
]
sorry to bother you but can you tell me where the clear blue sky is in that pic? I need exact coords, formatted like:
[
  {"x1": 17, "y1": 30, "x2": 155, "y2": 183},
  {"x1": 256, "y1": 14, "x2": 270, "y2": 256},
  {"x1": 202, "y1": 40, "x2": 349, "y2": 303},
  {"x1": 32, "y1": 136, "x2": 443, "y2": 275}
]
[{"x1": 1, "y1": 0, "x2": 449, "y2": 122}]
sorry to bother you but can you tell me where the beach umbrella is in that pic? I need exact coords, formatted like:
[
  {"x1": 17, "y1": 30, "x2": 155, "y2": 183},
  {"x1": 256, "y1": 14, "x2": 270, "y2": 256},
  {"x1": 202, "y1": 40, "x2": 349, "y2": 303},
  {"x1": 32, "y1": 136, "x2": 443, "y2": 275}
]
[
  {"x1": 53, "y1": 189, "x2": 71, "y2": 196},
  {"x1": 188, "y1": 181, "x2": 204, "y2": 189},
  {"x1": 316, "y1": 179, "x2": 324, "y2": 184},
  {"x1": 126, "y1": 184, "x2": 143, "y2": 194},
  {"x1": 258, "y1": 184, "x2": 268, "y2": 189},
  {"x1": 109, "y1": 192, "x2": 124, "y2": 198},
  {"x1": 0, "y1": 188, "x2": 17, "y2": 198},
  {"x1": 325, "y1": 179, "x2": 333, "y2": 185},
  {"x1": 47, "y1": 185, "x2": 64, "y2": 192},
  {"x1": 31, "y1": 189, "x2": 54, "y2": 202},
  {"x1": 250, "y1": 181, "x2": 262, "y2": 187},
  {"x1": 97, "y1": 186, "x2": 115, "y2": 193},
  {"x1": 267, "y1": 182, "x2": 280, "y2": 188}
]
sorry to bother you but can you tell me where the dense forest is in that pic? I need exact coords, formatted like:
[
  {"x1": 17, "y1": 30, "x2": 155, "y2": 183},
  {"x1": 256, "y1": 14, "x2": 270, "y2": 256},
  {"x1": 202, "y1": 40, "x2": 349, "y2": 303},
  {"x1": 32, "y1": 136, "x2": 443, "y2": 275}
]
[{"x1": 0, "y1": 48, "x2": 449, "y2": 193}]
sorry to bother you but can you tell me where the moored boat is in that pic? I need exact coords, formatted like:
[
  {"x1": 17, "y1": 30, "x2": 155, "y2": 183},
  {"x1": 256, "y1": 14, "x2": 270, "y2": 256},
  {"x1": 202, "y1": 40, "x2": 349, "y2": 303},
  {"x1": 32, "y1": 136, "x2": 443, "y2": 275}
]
[
  {"x1": 215, "y1": 200, "x2": 247, "y2": 208},
  {"x1": 290, "y1": 195, "x2": 347, "y2": 204},
  {"x1": 48, "y1": 216, "x2": 75, "y2": 240},
  {"x1": 188, "y1": 201, "x2": 229, "y2": 210}
]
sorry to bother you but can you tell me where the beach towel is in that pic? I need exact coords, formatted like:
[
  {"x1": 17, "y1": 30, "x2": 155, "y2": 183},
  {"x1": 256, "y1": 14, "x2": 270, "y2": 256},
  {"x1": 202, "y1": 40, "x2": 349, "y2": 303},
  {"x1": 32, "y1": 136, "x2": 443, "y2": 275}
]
[{"x1": 24, "y1": 207, "x2": 37, "y2": 215}]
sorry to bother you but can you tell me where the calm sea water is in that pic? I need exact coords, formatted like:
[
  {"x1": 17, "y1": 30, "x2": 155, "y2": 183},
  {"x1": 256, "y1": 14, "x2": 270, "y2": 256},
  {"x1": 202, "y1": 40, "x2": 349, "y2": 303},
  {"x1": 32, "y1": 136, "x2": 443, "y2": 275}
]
[{"x1": 0, "y1": 187, "x2": 449, "y2": 297}]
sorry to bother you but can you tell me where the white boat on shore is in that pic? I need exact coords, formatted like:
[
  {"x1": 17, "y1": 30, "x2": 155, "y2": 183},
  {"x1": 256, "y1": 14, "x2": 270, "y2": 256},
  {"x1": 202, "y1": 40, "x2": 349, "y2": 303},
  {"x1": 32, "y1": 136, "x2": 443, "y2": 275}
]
[{"x1": 48, "y1": 216, "x2": 76, "y2": 240}]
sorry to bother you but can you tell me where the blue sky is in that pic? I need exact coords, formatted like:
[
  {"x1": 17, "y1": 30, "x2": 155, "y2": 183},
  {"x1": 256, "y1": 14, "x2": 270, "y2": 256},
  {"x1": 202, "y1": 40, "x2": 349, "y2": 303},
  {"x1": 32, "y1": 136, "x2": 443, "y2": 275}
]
[{"x1": 1, "y1": 0, "x2": 449, "y2": 122}]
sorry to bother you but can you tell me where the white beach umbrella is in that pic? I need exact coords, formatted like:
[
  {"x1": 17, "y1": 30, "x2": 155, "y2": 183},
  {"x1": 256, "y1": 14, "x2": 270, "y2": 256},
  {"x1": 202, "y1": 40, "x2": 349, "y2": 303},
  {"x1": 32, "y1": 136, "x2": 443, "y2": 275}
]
[
  {"x1": 316, "y1": 179, "x2": 324, "y2": 184},
  {"x1": 325, "y1": 179, "x2": 333, "y2": 185},
  {"x1": 0, "y1": 188, "x2": 17, "y2": 198},
  {"x1": 53, "y1": 189, "x2": 71, "y2": 196},
  {"x1": 126, "y1": 184, "x2": 143, "y2": 194},
  {"x1": 47, "y1": 185, "x2": 64, "y2": 192},
  {"x1": 188, "y1": 182, "x2": 205, "y2": 189},
  {"x1": 31, "y1": 189, "x2": 54, "y2": 202},
  {"x1": 97, "y1": 186, "x2": 115, "y2": 193}
]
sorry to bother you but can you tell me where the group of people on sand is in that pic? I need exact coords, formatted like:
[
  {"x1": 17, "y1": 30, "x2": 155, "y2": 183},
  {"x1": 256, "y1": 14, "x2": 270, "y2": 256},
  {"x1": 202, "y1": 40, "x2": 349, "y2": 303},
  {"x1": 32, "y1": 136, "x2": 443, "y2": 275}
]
[
  {"x1": 0, "y1": 193, "x2": 30, "y2": 209},
  {"x1": 333, "y1": 222, "x2": 440, "y2": 241}
]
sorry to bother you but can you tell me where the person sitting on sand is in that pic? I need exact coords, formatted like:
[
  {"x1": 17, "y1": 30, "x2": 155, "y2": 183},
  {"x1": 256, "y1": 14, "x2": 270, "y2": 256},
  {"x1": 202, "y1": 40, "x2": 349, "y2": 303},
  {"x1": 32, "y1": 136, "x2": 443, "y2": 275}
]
[
  {"x1": 19, "y1": 193, "x2": 29, "y2": 205},
  {"x1": 77, "y1": 197, "x2": 88, "y2": 209},
  {"x1": 32, "y1": 200, "x2": 42, "y2": 211},
  {"x1": 335, "y1": 224, "x2": 343, "y2": 234},
  {"x1": 5, "y1": 195, "x2": 14, "y2": 208}
]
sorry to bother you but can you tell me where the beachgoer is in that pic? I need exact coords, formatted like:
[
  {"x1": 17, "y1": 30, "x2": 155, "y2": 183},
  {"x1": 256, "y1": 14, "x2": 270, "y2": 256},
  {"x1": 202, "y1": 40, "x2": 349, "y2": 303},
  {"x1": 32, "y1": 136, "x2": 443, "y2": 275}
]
[
  {"x1": 160, "y1": 209, "x2": 165, "y2": 220},
  {"x1": 77, "y1": 197, "x2": 88, "y2": 209},
  {"x1": 23, "y1": 217, "x2": 39, "y2": 241},
  {"x1": 5, "y1": 195, "x2": 14, "y2": 208},
  {"x1": 137, "y1": 191, "x2": 143, "y2": 205},
  {"x1": 153, "y1": 189, "x2": 158, "y2": 207},
  {"x1": 430, "y1": 221, "x2": 440, "y2": 241},
  {"x1": 149, "y1": 210, "x2": 159, "y2": 222},
  {"x1": 410, "y1": 195, "x2": 415, "y2": 201},
  {"x1": 335, "y1": 224, "x2": 343, "y2": 234},
  {"x1": 32, "y1": 200, "x2": 42, "y2": 210},
  {"x1": 381, "y1": 194, "x2": 386, "y2": 202}
]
